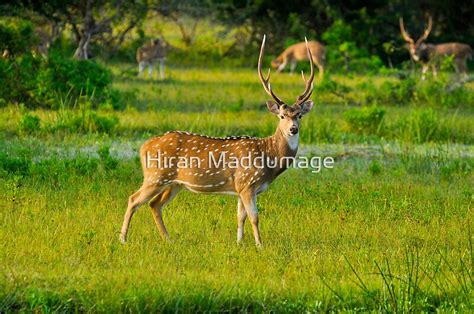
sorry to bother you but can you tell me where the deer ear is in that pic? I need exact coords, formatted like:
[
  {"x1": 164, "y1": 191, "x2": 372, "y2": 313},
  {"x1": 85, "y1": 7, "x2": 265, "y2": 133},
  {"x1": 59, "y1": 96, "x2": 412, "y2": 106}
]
[
  {"x1": 298, "y1": 101, "x2": 314, "y2": 115},
  {"x1": 266, "y1": 100, "x2": 280, "y2": 115}
]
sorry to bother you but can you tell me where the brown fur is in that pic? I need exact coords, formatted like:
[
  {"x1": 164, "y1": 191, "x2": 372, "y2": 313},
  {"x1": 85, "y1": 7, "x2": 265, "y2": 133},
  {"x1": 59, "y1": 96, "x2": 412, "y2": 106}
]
[
  {"x1": 400, "y1": 17, "x2": 472, "y2": 79},
  {"x1": 136, "y1": 39, "x2": 167, "y2": 78},
  {"x1": 120, "y1": 36, "x2": 315, "y2": 247},
  {"x1": 271, "y1": 41, "x2": 326, "y2": 77}
]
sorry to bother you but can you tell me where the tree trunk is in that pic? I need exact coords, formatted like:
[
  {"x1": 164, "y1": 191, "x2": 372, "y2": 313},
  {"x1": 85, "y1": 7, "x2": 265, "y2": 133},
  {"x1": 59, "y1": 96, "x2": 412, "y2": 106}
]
[{"x1": 74, "y1": 32, "x2": 91, "y2": 60}]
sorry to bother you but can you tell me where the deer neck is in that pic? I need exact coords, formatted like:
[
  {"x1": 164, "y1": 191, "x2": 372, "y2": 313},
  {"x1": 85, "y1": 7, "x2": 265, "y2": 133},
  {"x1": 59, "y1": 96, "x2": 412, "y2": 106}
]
[{"x1": 267, "y1": 125, "x2": 299, "y2": 159}]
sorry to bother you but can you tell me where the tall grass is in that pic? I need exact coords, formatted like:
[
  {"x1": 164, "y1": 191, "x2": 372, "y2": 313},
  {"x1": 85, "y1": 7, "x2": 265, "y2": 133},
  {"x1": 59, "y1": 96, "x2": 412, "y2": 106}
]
[{"x1": 0, "y1": 138, "x2": 472, "y2": 311}]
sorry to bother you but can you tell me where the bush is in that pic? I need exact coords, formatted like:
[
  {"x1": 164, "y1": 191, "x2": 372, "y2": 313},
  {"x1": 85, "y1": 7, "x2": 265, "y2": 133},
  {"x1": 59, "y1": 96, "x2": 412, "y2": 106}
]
[
  {"x1": 0, "y1": 18, "x2": 37, "y2": 56},
  {"x1": 98, "y1": 145, "x2": 119, "y2": 170},
  {"x1": 0, "y1": 152, "x2": 31, "y2": 176},
  {"x1": 322, "y1": 20, "x2": 383, "y2": 73},
  {"x1": 0, "y1": 53, "x2": 115, "y2": 109},
  {"x1": 35, "y1": 53, "x2": 112, "y2": 107},
  {"x1": 344, "y1": 106, "x2": 386, "y2": 135},
  {"x1": 51, "y1": 110, "x2": 118, "y2": 134},
  {"x1": 397, "y1": 109, "x2": 440, "y2": 143},
  {"x1": 18, "y1": 112, "x2": 41, "y2": 134}
]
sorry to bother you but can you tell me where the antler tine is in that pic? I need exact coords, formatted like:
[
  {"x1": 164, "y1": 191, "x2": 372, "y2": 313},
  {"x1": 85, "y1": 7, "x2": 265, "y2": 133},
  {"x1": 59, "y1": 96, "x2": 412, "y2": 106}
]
[
  {"x1": 257, "y1": 34, "x2": 284, "y2": 105},
  {"x1": 416, "y1": 15, "x2": 432, "y2": 45},
  {"x1": 296, "y1": 37, "x2": 315, "y2": 104},
  {"x1": 399, "y1": 17, "x2": 414, "y2": 44}
]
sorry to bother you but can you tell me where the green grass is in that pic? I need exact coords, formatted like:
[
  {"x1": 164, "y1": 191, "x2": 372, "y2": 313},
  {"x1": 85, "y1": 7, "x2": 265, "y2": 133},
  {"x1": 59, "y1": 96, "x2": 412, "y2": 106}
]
[{"x1": 1, "y1": 66, "x2": 473, "y2": 311}]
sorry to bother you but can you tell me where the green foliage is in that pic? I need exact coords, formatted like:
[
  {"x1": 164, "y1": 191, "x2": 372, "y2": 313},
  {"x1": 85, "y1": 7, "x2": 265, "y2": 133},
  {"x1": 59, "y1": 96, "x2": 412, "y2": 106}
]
[
  {"x1": 0, "y1": 17, "x2": 37, "y2": 56},
  {"x1": 0, "y1": 152, "x2": 30, "y2": 176},
  {"x1": 397, "y1": 109, "x2": 440, "y2": 143},
  {"x1": 368, "y1": 160, "x2": 383, "y2": 175},
  {"x1": 344, "y1": 106, "x2": 386, "y2": 135},
  {"x1": 18, "y1": 111, "x2": 41, "y2": 134},
  {"x1": 98, "y1": 144, "x2": 119, "y2": 170},
  {"x1": 35, "y1": 53, "x2": 113, "y2": 107},
  {"x1": 0, "y1": 53, "x2": 115, "y2": 109},
  {"x1": 322, "y1": 20, "x2": 383, "y2": 73}
]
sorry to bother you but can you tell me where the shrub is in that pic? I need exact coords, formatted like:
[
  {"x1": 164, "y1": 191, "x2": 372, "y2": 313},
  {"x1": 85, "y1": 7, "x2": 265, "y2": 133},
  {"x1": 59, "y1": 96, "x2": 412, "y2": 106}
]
[
  {"x1": 368, "y1": 160, "x2": 383, "y2": 175},
  {"x1": 51, "y1": 110, "x2": 118, "y2": 134},
  {"x1": 0, "y1": 152, "x2": 31, "y2": 176},
  {"x1": 322, "y1": 20, "x2": 383, "y2": 73},
  {"x1": 0, "y1": 18, "x2": 37, "y2": 56},
  {"x1": 0, "y1": 53, "x2": 115, "y2": 109},
  {"x1": 18, "y1": 112, "x2": 41, "y2": 134},
  {"x1": 98, "y1": 145, "x2": 118, "y2": 170},
  {"x1": 344, "y1": 106, "x2": 386, "y2": 135},
  {"x1": 397, "y1": 109, "x2": 440, "y2": 143}
]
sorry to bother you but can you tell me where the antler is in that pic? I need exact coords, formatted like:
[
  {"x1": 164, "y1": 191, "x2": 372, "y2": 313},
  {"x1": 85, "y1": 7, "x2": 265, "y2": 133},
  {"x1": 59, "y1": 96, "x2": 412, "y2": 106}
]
[
  {"x1": 416, "y1": 15, "x2": 432, "y2": 45},
  {"x1": 399, "y1": 17, "x2": 414, "y2": 44},
  {"x1": 258, "y1": 34, "x2": 285, "y2": 105},
  {"x1": 295, "y1": 37, "x2": 315, "y2": 105}
]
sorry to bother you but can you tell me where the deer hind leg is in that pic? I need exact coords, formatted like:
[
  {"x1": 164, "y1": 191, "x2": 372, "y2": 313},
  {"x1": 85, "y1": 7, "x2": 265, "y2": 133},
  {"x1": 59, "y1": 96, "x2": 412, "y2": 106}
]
[
  {"x1": 431, "y1": 64, "x2": 438, "y2": 77},
  {"x1": 120, "y1": 184, "x2": 162, "y2": 243},
  {"x1": 421, "y1": 65, "x2": 429, "y2": 80},
  {"x1": 239, "y1": 190, "x2": 262, "y2": 247},
  {"x1": 149, "y1": 185, "x2": 181, "y2": 240},
  {"x1": 455, "y1": 58, "x2": 468, "y2": 79},
  {"x1": 159, "y1": 59, "x2": 165, "y2": 80},
  {"x1": 237, "y1": 196, "x2": 247, "y2": 243},
  {"x1": 314, "y1": 57, "x2": 324, "y2": 79},
  {"x1": 138, "y1": 62, "x2": 146, "y2": 77},
  {"x1": 289, "y1": 60, "x2": 297, "y2": 74}
]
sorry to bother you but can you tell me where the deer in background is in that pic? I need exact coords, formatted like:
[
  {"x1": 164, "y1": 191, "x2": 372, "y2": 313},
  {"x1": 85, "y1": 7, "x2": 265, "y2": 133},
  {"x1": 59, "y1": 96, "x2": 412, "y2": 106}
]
[
  {"x1": 400, "y1": 16, "x2": 472, "y2": 80},
  {"x1": 137, "y1": 38, "x2": 167, "y2": 79},
  {"x1": 271, "y1": 40, "x2": 325, "y2": 78},
  {"x1": 120, "y1": 35, "x2": 315, "y2": 248}
]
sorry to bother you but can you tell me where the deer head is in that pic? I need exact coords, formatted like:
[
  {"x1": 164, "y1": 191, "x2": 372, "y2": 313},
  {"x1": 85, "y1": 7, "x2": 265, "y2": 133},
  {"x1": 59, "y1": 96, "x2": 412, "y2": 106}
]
[
  {"x1": 399, "y1": 15, "x2": 433, "y2": 62},
  {"x1": 258, "y1": 35, "x2": 314, "y2": 138}
]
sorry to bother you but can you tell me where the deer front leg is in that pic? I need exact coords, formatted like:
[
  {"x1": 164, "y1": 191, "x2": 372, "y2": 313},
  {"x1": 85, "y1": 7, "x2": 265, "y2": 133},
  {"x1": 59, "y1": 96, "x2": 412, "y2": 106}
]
[
  {"x1": 149, "y1": 185, "x2": 181, "y2": 241},
  {"x1": 237, "y1": 196, "x2": 247, "y2": 243},
  {"x1": 421, "y1": 65, "x2": 429, "y2": 80},
  {"x1": 148, "y1": 64, "x2": 154, "y2": 78},
  {"x1": 277, "y1": 59, "x2": 288, "y2": 72},
  {"x1": 138, "y1": 62, "x2": 145, "y2": 77},
  {"x1": 239, "y1": 190, "x2": 262, "y2": 247}
]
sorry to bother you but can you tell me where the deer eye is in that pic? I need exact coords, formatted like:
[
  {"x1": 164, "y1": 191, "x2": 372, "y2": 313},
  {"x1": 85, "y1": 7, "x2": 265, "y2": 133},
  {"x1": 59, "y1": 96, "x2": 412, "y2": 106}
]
[
  {"x1": 297, "y1": 114, "x2": 302, "y2": 119},
  {"x1": 279, "y1": 115, "x2": 284, "y2": 119}
]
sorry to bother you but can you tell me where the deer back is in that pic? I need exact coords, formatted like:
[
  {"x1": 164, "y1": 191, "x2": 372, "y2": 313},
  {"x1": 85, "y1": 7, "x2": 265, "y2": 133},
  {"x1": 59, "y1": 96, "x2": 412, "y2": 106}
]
[
  {"x1": 136, "y1": 40, "x2": 166, "y2": 63},
  {"x1": 141, "y1": 132, "x2": 293, "y2": 194}
]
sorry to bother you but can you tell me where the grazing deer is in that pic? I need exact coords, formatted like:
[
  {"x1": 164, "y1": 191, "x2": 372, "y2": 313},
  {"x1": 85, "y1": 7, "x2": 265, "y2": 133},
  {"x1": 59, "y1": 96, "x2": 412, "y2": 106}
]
[
  {"x1": 400, "y1": 16, "x2": 472, "y2": 80},
  {"x1": 120, "y1": 35, "x2": 315, "y2": 247},
  {"x1": 271, "y1": 40, "x2": 325, "y2": 78},
  {"x1": 137, "y1": 38, "x2": 167, "y2": 79}
]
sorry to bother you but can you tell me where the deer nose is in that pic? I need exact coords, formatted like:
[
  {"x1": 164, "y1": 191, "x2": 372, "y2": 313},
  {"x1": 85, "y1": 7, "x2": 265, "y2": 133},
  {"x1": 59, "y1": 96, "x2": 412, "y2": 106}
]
[{"x1": 290, "y1": 126, "x2": 298, "y2": 135}]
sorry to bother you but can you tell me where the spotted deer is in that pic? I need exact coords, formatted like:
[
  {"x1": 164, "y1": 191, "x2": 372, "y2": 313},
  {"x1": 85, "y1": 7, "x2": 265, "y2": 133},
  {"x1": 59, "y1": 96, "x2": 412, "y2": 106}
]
[
  {"x1": 120, "y1": 35, "x2": 315, "y2": 247},
  {"x1": 136, "y1": 38, "x2": 167, "y2": 79},
  {"x1": 400, "y1": 16, "x2": 472, "y2": 80},
  {"x1": 271, "y1": 40, "x2": 325, "y2": 78}
]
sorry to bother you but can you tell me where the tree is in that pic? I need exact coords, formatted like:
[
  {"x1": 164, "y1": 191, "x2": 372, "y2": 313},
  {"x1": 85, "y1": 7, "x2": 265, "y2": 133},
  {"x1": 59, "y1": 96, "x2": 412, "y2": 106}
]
[{"x1": 11, "y1": 0, "x2": 148, "y2": 59}]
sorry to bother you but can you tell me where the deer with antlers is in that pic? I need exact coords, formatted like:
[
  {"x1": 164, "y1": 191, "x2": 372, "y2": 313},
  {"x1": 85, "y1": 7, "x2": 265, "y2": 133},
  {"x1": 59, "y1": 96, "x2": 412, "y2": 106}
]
[
  {"x1": 400, "y1": 16, "x2": 472, "y2": 80},
  {"x1": 137, "y1": 38, "x2": 168, "y2": 79},
  {"x1": 120, "y1": 35, "x2": 315, "y2": 247},
  {"x1": 271, "y1": 40, "x2": 326, "y2": 78}
]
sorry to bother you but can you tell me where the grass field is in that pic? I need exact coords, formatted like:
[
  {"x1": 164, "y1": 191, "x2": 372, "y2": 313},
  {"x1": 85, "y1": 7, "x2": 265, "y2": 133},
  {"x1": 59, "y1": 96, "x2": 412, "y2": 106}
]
[{"x1": 0, "y1": 66, "x2": 473, "y2": 311}]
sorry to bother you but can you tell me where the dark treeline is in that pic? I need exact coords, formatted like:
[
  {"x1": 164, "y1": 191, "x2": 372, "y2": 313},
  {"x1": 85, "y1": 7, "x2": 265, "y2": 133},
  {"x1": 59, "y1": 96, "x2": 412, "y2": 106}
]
[{"x1": 1, "y1": 0, "x2": 473, "y2": 67}]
